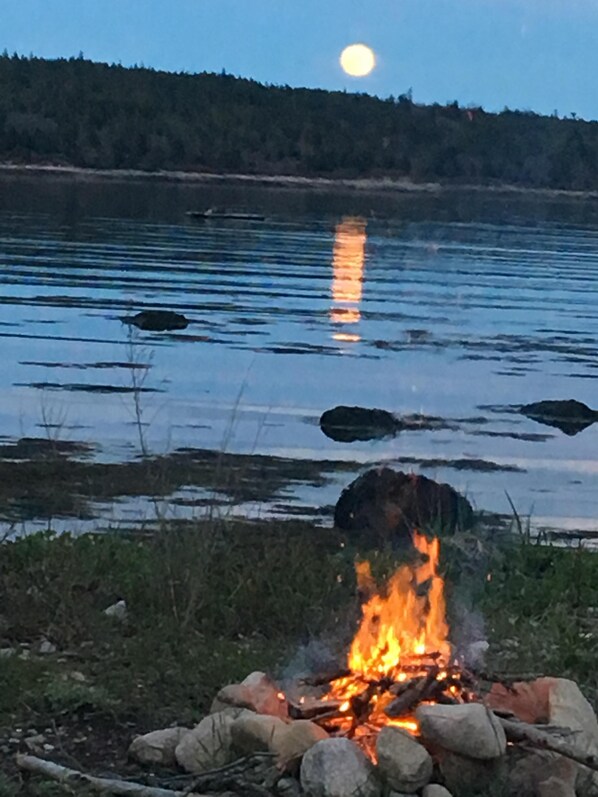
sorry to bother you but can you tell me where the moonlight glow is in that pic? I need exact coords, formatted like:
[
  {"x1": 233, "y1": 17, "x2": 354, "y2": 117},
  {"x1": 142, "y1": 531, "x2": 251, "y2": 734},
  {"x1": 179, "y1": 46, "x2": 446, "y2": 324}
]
[{"x1": 340, "y1": 43, "x2": 376, "y2": 77}]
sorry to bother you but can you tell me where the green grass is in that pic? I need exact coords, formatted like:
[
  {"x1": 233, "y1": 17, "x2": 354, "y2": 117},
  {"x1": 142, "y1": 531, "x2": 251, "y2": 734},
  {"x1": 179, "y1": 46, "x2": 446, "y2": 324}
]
[
  {"x1": 480, "y1": 537, "x2": 598, "y2": 699},
  {"x1": 0, "y1": 519, "x2": 362, "y2": 728},
  {"x1": 2, "y1": 520, "x2": 598, "y2": 797}
]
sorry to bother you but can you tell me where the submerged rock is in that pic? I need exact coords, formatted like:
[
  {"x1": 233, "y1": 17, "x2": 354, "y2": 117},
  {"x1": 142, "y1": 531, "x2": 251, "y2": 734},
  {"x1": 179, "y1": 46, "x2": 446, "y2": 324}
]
[
  {"x1": 319, "y1": 405, "x2": 448, "y2": 443},
  {"x1": 519, "y1": 399, "x2": 598, "y2": 436},
  {"x1": 320, "y1": 405, "x2": 400, "y2": 443},
  {"x1": 334, "y1": 467, "x2": 473, "y2": 545},
  {"x1": 124, "y1": 310, "x2": 189, "y2": 332}
]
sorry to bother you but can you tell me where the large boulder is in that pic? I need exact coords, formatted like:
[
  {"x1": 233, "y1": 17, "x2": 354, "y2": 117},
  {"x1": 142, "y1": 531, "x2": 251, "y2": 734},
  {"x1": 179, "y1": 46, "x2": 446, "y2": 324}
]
[
  {"x1": 320, "y1": 406, "x2": 400, "y2": 443},
  {"x1": 519, "y1": 399, "x2": 598, "y2": 436},
  {"x1": 334, "y1": 467, "x2": 473, "y2": 544},
  {"x1": 300, "y1": 738, "x2": 381, "y2": 797}
]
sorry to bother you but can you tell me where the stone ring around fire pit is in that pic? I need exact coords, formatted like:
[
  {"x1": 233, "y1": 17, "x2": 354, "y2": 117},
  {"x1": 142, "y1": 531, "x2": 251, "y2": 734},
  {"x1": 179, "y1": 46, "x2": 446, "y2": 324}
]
[
  {"x1": 127, "y1": 671, "x2": 598, "y2": 797},
  {"x1": 126, "y1": 530, "x2": 598, "y2": 797}
]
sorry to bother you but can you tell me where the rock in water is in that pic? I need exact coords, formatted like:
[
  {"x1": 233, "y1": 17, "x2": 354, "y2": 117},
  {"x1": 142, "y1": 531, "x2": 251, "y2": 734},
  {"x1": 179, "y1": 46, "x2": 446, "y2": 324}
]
[
  {"x1": 124, "y1": 310, "x2": 189, "y2": 332},
  {"x1": 376, "y1": 726, "x2": 433, "y2": 792},
  {"x1": 320, "y1": 406, "x2": 400, "y2": 443},
  {"x1": 128, "y1": 727, "x2": 190, "y2": 767},
  {"x1": 334, "y1": 467, "x2": 473, "y2": 545},
  {"x1": 300, "y1": 738, "x2": 381, "y2": 797},
  {"x1": 416, "y1": 703, "x2": 506, "y2": 760},
  {"x1": 519, "y1": 399, "x2": 598, "y2": 435}
]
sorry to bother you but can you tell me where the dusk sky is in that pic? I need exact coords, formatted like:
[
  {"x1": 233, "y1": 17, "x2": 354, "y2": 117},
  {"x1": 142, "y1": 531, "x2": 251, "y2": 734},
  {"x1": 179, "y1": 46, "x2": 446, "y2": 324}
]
[{"x1": 3, "y1": 0, "x2": 598, "y2": 120}]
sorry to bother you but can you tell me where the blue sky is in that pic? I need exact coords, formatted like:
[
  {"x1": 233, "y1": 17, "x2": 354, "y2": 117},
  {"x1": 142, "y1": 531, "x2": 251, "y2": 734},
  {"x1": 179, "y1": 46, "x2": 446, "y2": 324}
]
[{"x1": 3, "y1": 0, "x2": 598, "y2": 119}]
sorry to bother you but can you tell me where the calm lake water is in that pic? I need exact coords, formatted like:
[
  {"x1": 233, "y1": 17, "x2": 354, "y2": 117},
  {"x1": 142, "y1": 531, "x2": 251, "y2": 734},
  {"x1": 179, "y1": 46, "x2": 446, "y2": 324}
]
[{"x1": 2, "y1": 173, "x2": 598, "y2": 540}]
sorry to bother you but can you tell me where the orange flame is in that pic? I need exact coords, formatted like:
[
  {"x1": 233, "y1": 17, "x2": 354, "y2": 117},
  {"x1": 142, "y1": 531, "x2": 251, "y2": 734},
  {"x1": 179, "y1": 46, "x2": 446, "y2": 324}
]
[{"x1": 347, "y1": 532, "x2": 449, "y2": 680}]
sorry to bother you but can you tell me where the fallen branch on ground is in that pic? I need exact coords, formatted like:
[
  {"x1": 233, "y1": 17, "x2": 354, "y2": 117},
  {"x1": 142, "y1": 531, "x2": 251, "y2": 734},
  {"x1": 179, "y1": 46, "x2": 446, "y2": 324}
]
[{"x1": 16, "y1": 754, "x2": 206, "y2": 797}]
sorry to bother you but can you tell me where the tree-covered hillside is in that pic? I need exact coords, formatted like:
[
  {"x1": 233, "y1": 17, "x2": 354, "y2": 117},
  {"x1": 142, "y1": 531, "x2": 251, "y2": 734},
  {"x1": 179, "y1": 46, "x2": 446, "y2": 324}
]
[{"x1": 1, "y1": 53, "x2": 597, "y2": 189}]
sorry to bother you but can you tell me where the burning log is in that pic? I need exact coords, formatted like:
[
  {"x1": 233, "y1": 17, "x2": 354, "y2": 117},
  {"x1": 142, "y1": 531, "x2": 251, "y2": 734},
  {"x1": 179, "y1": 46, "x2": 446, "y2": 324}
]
[
  {"x1": 299, "y1": 668, "x2": 352, "y2": 687},
  {"x1": 384, "y1": 666, "x2": 440, "y2": 718},
  {"x1": 288, "y1": 698, "x2": 345, "y2": 721}
]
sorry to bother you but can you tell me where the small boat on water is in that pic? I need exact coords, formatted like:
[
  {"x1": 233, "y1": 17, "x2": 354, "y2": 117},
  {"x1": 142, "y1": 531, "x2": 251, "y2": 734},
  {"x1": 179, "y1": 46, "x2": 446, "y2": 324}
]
[{"x1": 186, "y1": 208, "x2": 266, "y2": 222}]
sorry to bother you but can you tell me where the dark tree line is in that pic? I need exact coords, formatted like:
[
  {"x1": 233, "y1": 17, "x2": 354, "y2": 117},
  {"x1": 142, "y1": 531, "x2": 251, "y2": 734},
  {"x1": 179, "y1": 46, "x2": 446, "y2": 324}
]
[{"x1": 0, "y1": 53, "x2": 597, "y2": 190}]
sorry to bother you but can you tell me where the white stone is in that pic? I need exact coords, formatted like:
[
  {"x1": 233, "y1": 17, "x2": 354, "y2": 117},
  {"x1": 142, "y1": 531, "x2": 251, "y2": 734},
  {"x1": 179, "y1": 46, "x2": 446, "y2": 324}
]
[
  {"x1": 416, "y1": 703, "x2": 506, "y2": 760},
  {"x1": 422, "y1": 786, "x2": 453, "y2": 797},
  {"x1": 129, "y1": 727, "x2": 190, "y2": 767},
  {"x1": 39, "y1": 639, "x2": 57, "y2": 654},
  {"x1": 376, "y1": 726, "x2": 433, "y2": 792},
  {"x1": 175, "y1": 709, "x2": 252, "y2": 774},
  {"x1": 104, "y1": 599, "x2": 128, "y2": 621},
  {"x1": 300, "y1": 738, "x2": 381, "y2": 797}
]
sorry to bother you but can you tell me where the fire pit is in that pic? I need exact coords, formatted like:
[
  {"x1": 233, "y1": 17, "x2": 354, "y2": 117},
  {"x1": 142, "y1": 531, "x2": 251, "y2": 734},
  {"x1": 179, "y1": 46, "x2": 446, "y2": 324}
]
[
  {"x1": 19, "y1": 532, "x2": 598, "y2": 797},
  {"x1": 287, "y1": 532, "x2": 475, "y2": 758}
]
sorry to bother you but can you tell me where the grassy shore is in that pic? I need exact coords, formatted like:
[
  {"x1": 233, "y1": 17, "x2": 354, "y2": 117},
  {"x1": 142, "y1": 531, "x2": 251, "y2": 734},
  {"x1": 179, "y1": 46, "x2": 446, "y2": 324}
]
[{"x1": 2, "y1": 516, "x2": 598, "y2": 795}]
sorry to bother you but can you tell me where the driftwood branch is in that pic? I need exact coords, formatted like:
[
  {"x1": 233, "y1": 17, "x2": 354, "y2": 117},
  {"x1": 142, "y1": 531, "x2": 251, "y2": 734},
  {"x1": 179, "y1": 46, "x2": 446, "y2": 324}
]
[
  {"x1": 497, "y1": 717, "x2": 598, "y2": 773},
  {"x1": 16, "y1": 754, "x2": 206, "y2": 797}
]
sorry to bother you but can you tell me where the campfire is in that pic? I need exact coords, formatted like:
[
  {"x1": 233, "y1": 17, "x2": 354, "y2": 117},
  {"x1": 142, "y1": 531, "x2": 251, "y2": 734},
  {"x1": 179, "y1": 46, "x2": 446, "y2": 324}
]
[
  {"x1": 17, "y1": 530, "x2": 598, "y2": 797},
  {"x1": 288, "y1": 532, "x2": 475, "y2": 757}
]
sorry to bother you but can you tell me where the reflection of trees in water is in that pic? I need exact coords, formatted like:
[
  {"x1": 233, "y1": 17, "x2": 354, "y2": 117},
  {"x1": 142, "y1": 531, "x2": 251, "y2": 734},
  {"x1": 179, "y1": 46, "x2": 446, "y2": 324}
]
[{"x1": 330, "y1": 216, "x2": 366, "y2": 343}]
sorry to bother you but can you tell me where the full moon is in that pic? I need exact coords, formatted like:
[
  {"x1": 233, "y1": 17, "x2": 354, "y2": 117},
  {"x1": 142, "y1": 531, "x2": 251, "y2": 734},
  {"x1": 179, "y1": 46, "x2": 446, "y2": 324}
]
[{"x1": 339, "y1": 43, "x2": 376, "y2": 77}]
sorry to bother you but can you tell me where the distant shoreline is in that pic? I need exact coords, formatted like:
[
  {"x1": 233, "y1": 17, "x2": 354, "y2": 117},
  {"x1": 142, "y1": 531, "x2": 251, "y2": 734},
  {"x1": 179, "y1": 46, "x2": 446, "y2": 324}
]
[{"x1": 1, "y1": 162, "x2": 598, "y2": 200}]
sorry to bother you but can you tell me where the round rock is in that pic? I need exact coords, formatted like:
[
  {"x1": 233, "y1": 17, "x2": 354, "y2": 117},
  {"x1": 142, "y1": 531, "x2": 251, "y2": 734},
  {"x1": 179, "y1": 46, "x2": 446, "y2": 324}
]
[
  {"x1": 416, "y1": 703, "x2": 506, "y2": 760},
  {"x1": 376, "y1": 726, "x2": 433, "y2": 792},
  {"x1": 300, "y1": 738, "x2": 381, "y2": 797}
]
